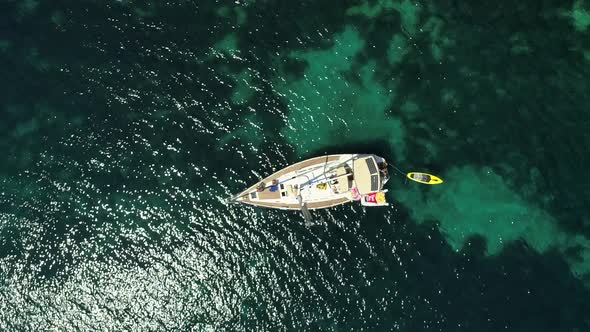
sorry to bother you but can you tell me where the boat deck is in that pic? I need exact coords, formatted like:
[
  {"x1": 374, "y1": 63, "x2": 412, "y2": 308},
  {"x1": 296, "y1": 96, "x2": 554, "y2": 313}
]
[
  {"x1": 232, "y1": 154, "x2": 384, "y2": 211},
  {"x1": 236, "y1": 155, "x2": 354, "y2": 210}
]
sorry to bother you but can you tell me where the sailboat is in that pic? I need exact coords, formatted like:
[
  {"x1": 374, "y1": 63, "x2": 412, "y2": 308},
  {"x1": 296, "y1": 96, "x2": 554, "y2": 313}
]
[{"x1": 226, "y1": 154, "x2": 390, "y2": 221}]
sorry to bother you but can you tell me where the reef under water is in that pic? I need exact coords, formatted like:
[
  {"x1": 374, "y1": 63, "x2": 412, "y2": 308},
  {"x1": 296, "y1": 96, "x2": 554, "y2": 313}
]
[{"x1": 1, "y1": 0, "x2": 589, "y2": 330}]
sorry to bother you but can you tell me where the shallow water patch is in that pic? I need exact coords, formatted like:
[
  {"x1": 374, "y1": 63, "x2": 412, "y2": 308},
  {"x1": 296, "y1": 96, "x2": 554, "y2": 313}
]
[
  {"x1": 273, "y1": 26, "x2": 406, "y2": 159},
  {"x1": 393, "y1": 165, "x2": 590, "y2": 280}
]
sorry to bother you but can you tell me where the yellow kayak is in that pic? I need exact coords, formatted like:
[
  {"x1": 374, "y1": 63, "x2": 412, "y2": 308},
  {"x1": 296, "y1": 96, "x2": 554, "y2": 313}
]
[{"x1": 407, "y1": 172, "x2": 443, "y2": 185}]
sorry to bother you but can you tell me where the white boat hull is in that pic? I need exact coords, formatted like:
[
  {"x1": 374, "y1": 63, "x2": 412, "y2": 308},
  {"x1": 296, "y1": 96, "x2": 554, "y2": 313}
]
[{"x1": 229, "y1": 154, "x2": 388, "y2": 210}]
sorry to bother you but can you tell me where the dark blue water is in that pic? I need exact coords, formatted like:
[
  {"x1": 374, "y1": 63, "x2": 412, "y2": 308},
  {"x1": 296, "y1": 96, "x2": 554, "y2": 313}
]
[{"x1": 1, "y1": 1, "x2": 589, "y2": 331}]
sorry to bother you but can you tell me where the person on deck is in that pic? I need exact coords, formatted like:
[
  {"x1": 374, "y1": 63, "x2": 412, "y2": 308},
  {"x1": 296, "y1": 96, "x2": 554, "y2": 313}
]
[
  {"x1": 256, "y1": 182, "x2": 266, "y2": 192},
  {"x1": 379, "y1": 161, "x2": 389, "y2": 177},
  {"x1": 269, "y1": 179, "x2": 279, "y2": 192}
]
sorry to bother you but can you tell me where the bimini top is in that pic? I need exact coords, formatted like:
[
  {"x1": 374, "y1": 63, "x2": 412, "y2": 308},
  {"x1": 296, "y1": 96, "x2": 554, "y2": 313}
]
[{"x1": 353, "y1": 156, "x2": 381, "y2": 195}]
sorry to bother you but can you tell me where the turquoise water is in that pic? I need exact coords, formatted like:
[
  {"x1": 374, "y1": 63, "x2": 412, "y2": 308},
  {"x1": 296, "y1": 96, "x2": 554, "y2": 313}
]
[{"x1": 1, "y1": 0, "x2": 590, "y2": 330}]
